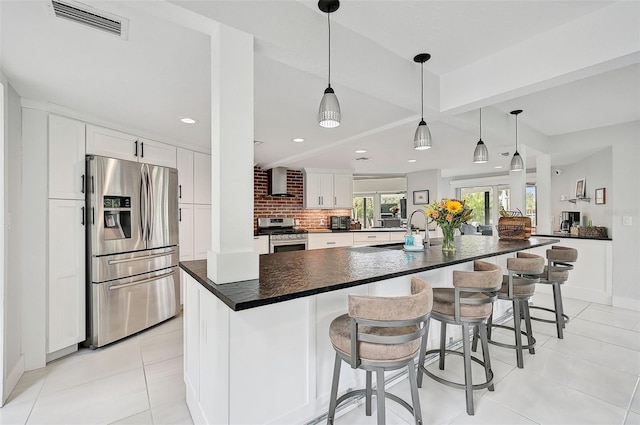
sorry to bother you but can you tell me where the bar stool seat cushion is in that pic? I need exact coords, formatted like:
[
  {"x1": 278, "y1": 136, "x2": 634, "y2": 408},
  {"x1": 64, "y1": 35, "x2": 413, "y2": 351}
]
[
  {"x1": 547, "y1": 246, "x2": 579, "y2": 262},
  {"x1": 432, "y1": 288, "x2": 493, "y2": 319},
  {"x1": 329, "y1": 314, "x2": 420, "y2": 362},
  {"x1": 537, "y1": 266, "x2": 569, "y2": 281},
  {"x1": 498, "y1": 275, "x2": 536, "y2": 296}
]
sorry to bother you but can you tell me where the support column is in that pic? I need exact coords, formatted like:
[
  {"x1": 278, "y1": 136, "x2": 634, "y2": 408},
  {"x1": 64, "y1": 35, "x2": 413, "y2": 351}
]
[
  {"x1": 534, "y1": 151, "x2": 552, "y2": 234},
  {"x1": 207, "y1": 23, "x2": 259, "y2": 284}
]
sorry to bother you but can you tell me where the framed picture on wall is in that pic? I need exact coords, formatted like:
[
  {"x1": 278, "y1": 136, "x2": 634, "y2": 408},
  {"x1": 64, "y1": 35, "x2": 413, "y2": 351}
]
[
  {"x1": 595, "y1": 188, "x2": 606, "y2": 204},
  {"x1": 575, "y1": 178, "x2": 586, "y2": 199},
  {"x1": 413, "y1": 190, "x2": 429, "y2": 205}
]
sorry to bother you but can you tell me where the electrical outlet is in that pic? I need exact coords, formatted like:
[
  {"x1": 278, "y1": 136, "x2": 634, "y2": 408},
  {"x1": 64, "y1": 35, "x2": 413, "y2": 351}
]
[{"x1": 623, "y1": 216, "x2": 632, "y2": 226}]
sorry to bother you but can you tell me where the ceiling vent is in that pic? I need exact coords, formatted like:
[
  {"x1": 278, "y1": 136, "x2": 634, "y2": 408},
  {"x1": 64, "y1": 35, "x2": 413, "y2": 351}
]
[{"x1": 50, "y1": 0, "x2": 129, "y2": 39}]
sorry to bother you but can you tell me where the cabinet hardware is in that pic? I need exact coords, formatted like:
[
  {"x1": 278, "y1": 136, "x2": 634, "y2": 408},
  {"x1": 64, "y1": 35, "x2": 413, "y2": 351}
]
[
  {"x1": 81, "y1": 174, "x2": 85, "y2": 194},
  {"x1": 81, "y1": 206, "x2": 85, "y2": 225},
  {"x1": 141, "y1": 142, "x2": 144, "y2": 158},
  {"x1": 91, "y1": 176, "x2": 95, "y2": 193},
  {"x1": 134, "y1": 140, "x2": 138, "y2": 157},
  {"x1": 327, "y1": 241, "x2": 336, "y2": 245},
  {"x1": 179, "y1": 208, "x2": 182, "y2": 222},
  {"x1": 334, "y1": 196, "x2": 337, "y2": 206},
  {"x1": 179, "y1": 185, "x2": 182, "y2": 199},
  {"x1": 91, "y1": 207, "x2": 95, "y2": 224}
]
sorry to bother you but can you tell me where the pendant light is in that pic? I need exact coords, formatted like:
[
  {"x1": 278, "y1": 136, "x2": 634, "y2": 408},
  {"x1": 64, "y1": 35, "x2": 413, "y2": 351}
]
[
  {"x1": 318, "y1": 0, "x2": 341, "y2": 128},
  {"x1": 473, "y1": 108, "x2": 489, "y2": 163},
  {"x1": 413, "y1": 53, "x2": 432, "y2": 150},
  {"x1": 510, "y1": 109, "x2": 524, "y2": 172}
]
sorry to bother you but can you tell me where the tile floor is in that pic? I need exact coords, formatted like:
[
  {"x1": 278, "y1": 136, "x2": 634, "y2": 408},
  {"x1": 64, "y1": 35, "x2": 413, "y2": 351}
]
[
  {"x1": 0, "y1": 313, "x2": 192, "y2": 425},
  {"x1": 1, "y1": 293, "x2": 639, "y2": 425}
]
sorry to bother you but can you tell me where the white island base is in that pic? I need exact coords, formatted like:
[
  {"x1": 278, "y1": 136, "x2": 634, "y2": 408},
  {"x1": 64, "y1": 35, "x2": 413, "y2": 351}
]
[{"x1": 183, "y1": 254, "x2": 516, "y2": 425}]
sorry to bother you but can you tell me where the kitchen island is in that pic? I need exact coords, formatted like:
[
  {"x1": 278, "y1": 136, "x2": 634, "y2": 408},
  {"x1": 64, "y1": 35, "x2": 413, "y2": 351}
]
[{"x1": 181, "y1": 236, "x2": 558, "y2": 424}]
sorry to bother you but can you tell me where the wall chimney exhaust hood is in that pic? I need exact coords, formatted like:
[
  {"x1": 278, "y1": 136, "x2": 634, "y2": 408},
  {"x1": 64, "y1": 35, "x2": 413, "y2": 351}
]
[{"x1": 268, "y1": 167, "x2": 295, "y2": 198}]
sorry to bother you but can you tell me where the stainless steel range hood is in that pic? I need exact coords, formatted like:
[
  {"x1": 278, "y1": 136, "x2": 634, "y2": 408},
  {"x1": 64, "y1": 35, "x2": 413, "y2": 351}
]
[{"x1": 268, "y1": 167, "x2": 295, "y2": 197}]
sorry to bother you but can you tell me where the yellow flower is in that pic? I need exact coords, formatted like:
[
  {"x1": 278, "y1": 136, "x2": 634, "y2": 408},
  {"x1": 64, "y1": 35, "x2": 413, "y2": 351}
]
[
  {"x1": 426, "y1": 209, "x2": 433, "y2": 217},
  {"x1": 446, "y1": 200, "x2": 463, "y2": 214}
]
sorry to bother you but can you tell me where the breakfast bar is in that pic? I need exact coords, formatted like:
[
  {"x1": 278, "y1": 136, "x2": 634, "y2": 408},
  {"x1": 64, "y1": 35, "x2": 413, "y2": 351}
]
[{"x1": 180, "y1": 236, "x2": 559, "y2": 424}]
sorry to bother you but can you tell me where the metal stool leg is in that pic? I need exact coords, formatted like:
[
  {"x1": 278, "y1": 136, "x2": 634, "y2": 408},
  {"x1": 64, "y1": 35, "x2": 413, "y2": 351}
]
[
  {"x1": 439, "y1": 321, "x2": 446, "y2": 370},
  {"x1": 553, "y1": 282, "x2": 565, "y2": 338},
  {"x1": 376, "y1": 369, "x2": 386, "y2": 425},
  {"x1": 522, "y1": 300, "x2": 535, "y2": 354},
  {"x1": 461, "y1": 322, "x2": 474, "y2": 415},
  {"x1": 407, "y1": 363, "x2": 423, "y2": 425},
  {"x1": 513, "y1": 300, "x2": 524, "y2": 368},
  {"x1": 479, "y1": 322, "x2": 494, "y2": 391},
  {"x1": 327, "y1": 353, "x2": 342, "y2": 424},
  {"x1": 366, "y1": 371, "x2": 372, "y2": 416}
]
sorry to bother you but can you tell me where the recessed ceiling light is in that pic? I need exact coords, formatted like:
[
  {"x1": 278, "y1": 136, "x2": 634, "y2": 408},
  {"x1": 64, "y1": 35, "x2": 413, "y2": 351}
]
[
  {"x1": 494, "y1": 165, "x2": 503, "y2": 169},
  {"x1": 292, "y1": 138, "x2": 304, "y2": 143},
  {"x1": 408, "y1": 159, "x2": 417, "y2": 163},
  {"x1": 355, "y1": 149, "x2": 367, "y2": 154},
  {"x1": 180, "y1": 117, "x2": 197, "y2": 124}
]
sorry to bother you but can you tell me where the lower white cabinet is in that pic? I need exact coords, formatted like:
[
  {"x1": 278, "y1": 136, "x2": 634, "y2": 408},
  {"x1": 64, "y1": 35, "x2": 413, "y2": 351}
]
[
  {"x1": 194, "y1": 205, "x2": 212, "y2": 260},
  {"x1": 179, "y1": 204, "x2": 195, "y2": 261},
  {"x1": 352, "y1": 232, "x2": 390, "y2": 246},
  {"x1": 308, "y1": 232, "x2": 353, "y2": 250},
  {"x1": 48, "y1": 199, "x2": 85, "y2": 353},
  {"x1": 253, "y1": 235, "x2": 269, "y2": 254}
]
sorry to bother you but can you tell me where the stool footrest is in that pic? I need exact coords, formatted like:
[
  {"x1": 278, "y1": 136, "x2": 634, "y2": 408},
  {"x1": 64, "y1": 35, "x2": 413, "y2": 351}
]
[
  {"x1": 333, "y1": 388, "x2": 417, "y2": 420},
  {"x1": 420, "y1": 349, "x2": 494, "y2": 391},
  {"x1": 488, "y1": 324, "x2": 537, "y2": 350},
  {"x1": 529, "y1": 305, "x2": 569, "y2": 325}
]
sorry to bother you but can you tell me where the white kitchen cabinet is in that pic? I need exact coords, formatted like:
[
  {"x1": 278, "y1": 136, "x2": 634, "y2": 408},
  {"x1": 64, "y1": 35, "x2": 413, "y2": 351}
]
[
  {"x1": 86, "y1": 125, "x2": 176, "y2": 167},
  {"x1": 137, "y1": 137, "x2": 176, "y2": 168},
  {"x1": 333, "y1": 173, "x2": 353, "y2": 208},
  {"x1": 308, "y1": 232, "x2": 353, "y2": 250},
  {"x1": 389, "y1": 231, "x2": 408, "y2": 242},
  {"x1": 184, "y1": 277, "x2": 200, "y2": 399},
  {"x1": 86, "y1": 124, "x2": 138, "y2": 162},
  {"x1": 352, "y1": 231, "x2": 391, "y2": 246},
  {"x1": 194, "y1": 152, "x2": 212, "y2": 205},
  {"x1": 179, "y1": 204, "x2": 195, "y2": 261},
  {"x1": 49, "y1": 115, "x2": 86, "y2": 200},
  {"x1": 303, "y1": 169, "x2": 353, "y2": 209},
  {"x1": 48, "y1": 199, "x2": 85, "y2": 353},
  {"x1": 194, "y1": 204, "x2": 212, "y2": 260},
  {"x1": 177, "y1": 148, "x2": 194, "y2": 203},
  {"x1": 253, "y1": 235, "x2": 269, "y2": 255}
]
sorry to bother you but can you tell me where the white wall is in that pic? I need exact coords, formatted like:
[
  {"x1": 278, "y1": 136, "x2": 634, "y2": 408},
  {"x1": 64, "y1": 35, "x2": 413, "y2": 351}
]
[
  {"x1": 353, "y1": 177, "x2": 406, "y2": 193},
  {"x1": 550, "y1": 121, "x2": 640, "y2": 309},
  {"x1": 406, "y1": 169, "x2": 441, "y2": 230},
  {"x1": 4, "y1": 82, "x2": 23, "y2": 401},
  {"x1": 550, "y1": 146, "x2": 613, "y2": 232}
]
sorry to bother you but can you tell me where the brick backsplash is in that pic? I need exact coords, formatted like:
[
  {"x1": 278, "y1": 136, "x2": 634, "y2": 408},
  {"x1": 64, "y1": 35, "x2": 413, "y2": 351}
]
[{"x1": 254, "y1": 167, "x2": 351, "y2": 233}]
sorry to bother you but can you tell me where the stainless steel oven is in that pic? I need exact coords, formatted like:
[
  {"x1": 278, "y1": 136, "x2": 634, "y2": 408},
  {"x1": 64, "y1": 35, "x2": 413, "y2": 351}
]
[
  {"x1": 258, "y1": 217, "x2": 308, "y2": 253},
  {"x1": 269, "y1": 233, "x2": 308, "y2": 253}
]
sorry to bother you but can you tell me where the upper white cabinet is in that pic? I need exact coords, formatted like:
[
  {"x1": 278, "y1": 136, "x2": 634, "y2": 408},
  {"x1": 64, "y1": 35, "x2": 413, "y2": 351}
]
[
  {"x1": 194, "y1": 152, "x2": 212, "y2": 205},
  {"x1": 177, "y1": 148, "x2": 194, "y2": 204},
  {"x1": 86, "y1": 124, "x2": 176, "y2": 168},
  {"x1": 49, "y1": 115, "x2": 86, "y2": 200},
  {"x1": 303, "y1": 169, "x2": 353, "y2": 209},
  {"x1": 179, "y1": 203, "x2": 195, "y2": 261}
]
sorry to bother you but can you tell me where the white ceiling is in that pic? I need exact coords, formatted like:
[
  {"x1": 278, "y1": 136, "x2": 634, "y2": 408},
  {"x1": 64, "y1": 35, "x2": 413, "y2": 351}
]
[{"x1": 2, "y1": 0, "x2": 639, "y2": 178}]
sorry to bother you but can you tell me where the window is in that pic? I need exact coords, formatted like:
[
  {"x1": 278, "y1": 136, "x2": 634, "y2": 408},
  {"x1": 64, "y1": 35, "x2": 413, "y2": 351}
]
[
  {"x1": 353, "y1": 196, "x2": 374, "y2": 228},
  {"x1": 460, "y1": 186, "x2": 493, "y2": 225}
]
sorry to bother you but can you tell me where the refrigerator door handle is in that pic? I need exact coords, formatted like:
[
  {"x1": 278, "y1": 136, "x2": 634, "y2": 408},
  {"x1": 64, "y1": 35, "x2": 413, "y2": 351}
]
[
  {"x1": 108, "y1": 269, "x2": 175, "y2": 291},
  {"x1": 107, "y1": 249, "x2": 176, "y2": 265},
  {"x1": 148, "y1": 170, "x2": 154, "y2": 241},
  {"x1": 140, "y1": 167, "x2": 147, "y2": 241}
]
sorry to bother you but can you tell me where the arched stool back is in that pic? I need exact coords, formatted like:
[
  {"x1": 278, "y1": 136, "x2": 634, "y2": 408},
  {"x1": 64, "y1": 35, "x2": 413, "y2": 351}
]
[
  {"x1": 530, "y1": 246, "x2": 578, "y2": 338},
  {"x1": 488, "y1": 252, "x2": 545, "y2": 369},
  {"x1": 417, "y1": 260, "x2": 502, "y2": 415},
  {"x1": 327, "y1": 277, "x2": 433, "y2": 425}
]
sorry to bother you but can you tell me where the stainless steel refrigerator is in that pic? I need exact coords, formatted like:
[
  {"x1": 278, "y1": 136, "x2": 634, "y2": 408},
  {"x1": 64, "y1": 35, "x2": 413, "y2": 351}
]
[{"x1": 86, "y1": 155, "x2": 180, "y2": 348}]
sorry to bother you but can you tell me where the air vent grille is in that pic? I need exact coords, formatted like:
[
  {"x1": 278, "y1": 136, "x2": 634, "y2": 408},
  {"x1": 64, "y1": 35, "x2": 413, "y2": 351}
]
[{"x1": 51, "y1": 0, "x2": 127, "y2": 38}]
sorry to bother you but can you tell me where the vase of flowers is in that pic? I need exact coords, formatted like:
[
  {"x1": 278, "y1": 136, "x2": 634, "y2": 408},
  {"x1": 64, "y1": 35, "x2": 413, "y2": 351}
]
[
  {"x1": 425, "y1": 199, "x2": 473, "y2": 253},
  {"x1": 389, "y1": 205, "x2": 399, "y2": 217}
]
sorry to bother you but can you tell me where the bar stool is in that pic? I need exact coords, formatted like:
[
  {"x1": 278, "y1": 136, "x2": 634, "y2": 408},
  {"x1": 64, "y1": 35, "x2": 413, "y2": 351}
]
[
  {"x1": 487, "y1": 252, "x2": 545, "y2": 369},
  {"x1": 327, "y1": 277, "x2": 433, "y2": 425},
  {"x1": 530, "y1": 246, "x2": 578, "y2": 339},
  {"x1": 417, "y1": 261, "x2": 502, "y2": 416}
]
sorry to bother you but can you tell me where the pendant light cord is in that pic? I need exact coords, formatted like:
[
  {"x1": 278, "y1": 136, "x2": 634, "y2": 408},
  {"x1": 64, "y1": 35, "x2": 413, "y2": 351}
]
[
  {"x1": 327, "y1": 12, "x2": 331, "y2": 88},
  {"x1": 479, "y1": 108, "x2": 482, "y2": 138},
  {"x1": 515, "y1": 114, "x2": 518, "y2": 152},
  {"x1": 420, "y1": 62, "x2": 424, "y2": 120}
]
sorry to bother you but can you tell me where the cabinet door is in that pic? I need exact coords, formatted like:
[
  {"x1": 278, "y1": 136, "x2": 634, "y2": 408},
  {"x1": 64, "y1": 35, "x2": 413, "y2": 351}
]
[
  {"x1": 352, "y1": 232, "x2": 390, "y2": 246},
  {"x1": 319, "y1": 173, "x2": 334, "y2": 208},
  {"x1": 253, "y1": 235, "x2": 269, "y2": 254},
  {"x1": 179, "y1": 204, "x2": 194, "y2": 261},
  {"x1": 177, "y1": 148, "x2": 194, "y2": 203},
  {"x1": 308, "y1": 233, "x2": 353, "y2": 250},
  {"x1": 138, "y1": 137, "x2": 177, "y2": 168},
  {"x1": 49, "y1": 115, "x2": 86, "y2": 200},
  {"x1": 86, "y1": 124, "x2": 137, "y2": 162},
  {"x1": 333, "y1": 173, "x2": 353, "y2": 208},
  {"x1": 304, "y1": 172, "x2": 322, "y2": 208},
  {"x1": 48, "y1": 199, "x2": 85, "y2": 353},
  {"x1": 193, "y1": 152, "x2": 211, "y2": 205},
  {"x1": 194, "y1": 205, "x2": 211, "y2": 260}
]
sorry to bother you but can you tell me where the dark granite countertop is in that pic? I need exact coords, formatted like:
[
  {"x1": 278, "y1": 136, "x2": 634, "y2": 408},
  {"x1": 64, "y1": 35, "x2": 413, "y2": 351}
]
[
  {"x1": 180, "y1": 236, "x2": 559, "y2": 312},
  {"x1": 533, "y1": 233, "x2": 611, "y2": 241}
]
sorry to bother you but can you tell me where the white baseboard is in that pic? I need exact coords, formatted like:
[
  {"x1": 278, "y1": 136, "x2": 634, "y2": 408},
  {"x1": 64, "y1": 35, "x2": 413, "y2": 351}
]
[
  {"x1": 612, "y1": 296, "x2": 640, "y2": 311},
  {"x1": 3, "y1": 355, "x2": 25, "y2": 406},
  {"x1": 46, "y1": 344, "x2": 78, "y2": 363}
]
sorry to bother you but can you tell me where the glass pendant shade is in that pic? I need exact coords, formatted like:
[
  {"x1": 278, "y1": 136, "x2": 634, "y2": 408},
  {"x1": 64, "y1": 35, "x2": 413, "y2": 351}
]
[
  {"x1": 473, "y1": 140, "x2": 488, "y2": 163},
  {"x1": 510, "y1": 151, "x2": 524, "y2": 171},
  {"x1": 414, "y1": 120, "x2": 432, "y2": 150},
  {"x1": 318, "y1": 86, "x2": 341, "y2": 128}
]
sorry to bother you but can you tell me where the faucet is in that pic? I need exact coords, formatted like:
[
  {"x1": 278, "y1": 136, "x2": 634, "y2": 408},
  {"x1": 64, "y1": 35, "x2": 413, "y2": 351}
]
[{"x1": 407, "y1": 210, "x2": 430, "y2": 247}]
